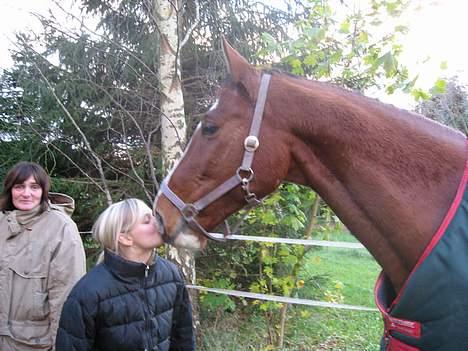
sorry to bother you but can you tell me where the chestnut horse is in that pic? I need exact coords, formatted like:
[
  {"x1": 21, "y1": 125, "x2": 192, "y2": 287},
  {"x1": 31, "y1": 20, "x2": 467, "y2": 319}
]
[{"x1": 155, "y1": 40, "x2": 468, "y2": 350}]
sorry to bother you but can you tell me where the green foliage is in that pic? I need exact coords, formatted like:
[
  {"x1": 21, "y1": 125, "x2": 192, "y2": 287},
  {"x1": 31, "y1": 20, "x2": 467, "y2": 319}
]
[
  {"x1": 198, "y1": 240, "x2": 382, "y2": 350},
  {"x1": 51, "y1": 178, "x2": 104, "y2": 229},
  {"x1": 260, "y1": 0, "x2": 416, "y2": 94},
  {"x1": 411, "y1": 87, "x2": 430, "y2": 101},
  {"x1": 417, "y1": 77, "x2": 468, "y2": 135},
  {"x1": 197, "y1": 183, "x2": 341, "y2": 346},
  {"x1": 430, "y1": 78, "x2": 448, "y2": 95},
  {"x1": 198, "y1": 278, "x2": 236, "y2": 313},
  {"x1": 81, "y1": 234, "x2": 101, "y2": 270}
]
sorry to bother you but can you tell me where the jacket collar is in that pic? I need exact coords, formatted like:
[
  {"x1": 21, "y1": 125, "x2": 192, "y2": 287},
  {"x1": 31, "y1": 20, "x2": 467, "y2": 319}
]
[
  {"x1": 104, "y1": 249, "x2": 157, "y2": 280},
  {"x1": 16, "y1": 206, "x2": 42, "y2": 227},
  {"x1": 6, "y1": 207, "x2": 44, "y2": 238}
]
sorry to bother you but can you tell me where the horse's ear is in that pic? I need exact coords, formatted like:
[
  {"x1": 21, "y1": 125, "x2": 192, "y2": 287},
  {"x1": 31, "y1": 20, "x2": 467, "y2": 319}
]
[{"x1": 222, "y1": 37, "x2": 260, "y2": 101}]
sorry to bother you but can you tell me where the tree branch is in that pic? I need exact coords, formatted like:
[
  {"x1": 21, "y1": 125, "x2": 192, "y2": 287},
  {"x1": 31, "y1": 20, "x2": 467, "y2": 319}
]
[{"x1": 31, "y1": 59, "x2": 113, "y2": 205}]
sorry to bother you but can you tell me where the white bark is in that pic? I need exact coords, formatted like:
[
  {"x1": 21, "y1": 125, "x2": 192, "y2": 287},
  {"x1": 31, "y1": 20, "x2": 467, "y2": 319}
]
[{"x1": 153, "y1": 0, "x2": 196, "y2": 286}]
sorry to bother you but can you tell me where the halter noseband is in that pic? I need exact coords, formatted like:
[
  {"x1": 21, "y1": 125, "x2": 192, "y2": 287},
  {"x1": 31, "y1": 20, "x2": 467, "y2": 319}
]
[{"x1": 158, "y1": 74, "x2": 272, "y2": 243}]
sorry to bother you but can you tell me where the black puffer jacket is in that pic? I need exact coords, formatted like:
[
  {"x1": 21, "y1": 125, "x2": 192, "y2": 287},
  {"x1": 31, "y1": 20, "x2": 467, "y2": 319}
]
[{"x1": 56, "y1": 250, "x2": 195, "y2": 351}]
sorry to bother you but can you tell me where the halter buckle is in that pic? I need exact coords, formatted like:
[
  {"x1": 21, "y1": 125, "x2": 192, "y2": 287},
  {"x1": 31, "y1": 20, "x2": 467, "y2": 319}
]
[{"x1": 244, "y1": 135, "x2": 259, "y2": 152}]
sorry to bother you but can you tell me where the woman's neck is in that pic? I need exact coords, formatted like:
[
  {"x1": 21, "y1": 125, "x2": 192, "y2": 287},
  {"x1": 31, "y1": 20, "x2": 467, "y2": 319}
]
[{"x1": 119, "y1": 247, "x2": 154, "y2": 265}]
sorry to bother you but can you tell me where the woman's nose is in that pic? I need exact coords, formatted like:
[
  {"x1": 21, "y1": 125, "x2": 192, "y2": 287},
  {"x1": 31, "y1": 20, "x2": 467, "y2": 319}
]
[{"x1": 21, "y1": 187, "x2": 32, "y2": 196}]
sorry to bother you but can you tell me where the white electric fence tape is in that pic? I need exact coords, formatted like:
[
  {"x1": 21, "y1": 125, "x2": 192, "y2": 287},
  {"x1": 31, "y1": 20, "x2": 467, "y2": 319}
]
[
  {"x1": 80, "y1": 232, "x2": 377, "y2": 312},
  {"x1": 187, "y1": 285, "x2": 378, "y2": 312},
  {"x1": 208, "y1": 233, "x2": 366, "y2": 249}
]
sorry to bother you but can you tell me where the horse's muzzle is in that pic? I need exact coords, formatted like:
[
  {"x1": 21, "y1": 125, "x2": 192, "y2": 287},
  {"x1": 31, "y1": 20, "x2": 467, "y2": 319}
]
[{"x1": 154, "y1": 210, "x2": 171, "y2": 244}]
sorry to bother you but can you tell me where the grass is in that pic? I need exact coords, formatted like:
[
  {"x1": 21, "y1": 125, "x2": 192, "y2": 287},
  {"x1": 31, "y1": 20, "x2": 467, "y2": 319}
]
[
  {"x1": 299, "y1": 247, "x2": 379, "y2": 306},
  {"x1": 199, "y1": 231, "x2": 383, "y2": 350}
]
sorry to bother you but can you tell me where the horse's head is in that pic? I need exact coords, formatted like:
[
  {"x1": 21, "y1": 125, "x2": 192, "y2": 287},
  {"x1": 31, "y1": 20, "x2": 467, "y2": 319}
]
[{"x1": 154, "y1": 39, "x2": 292, "y2": 250}]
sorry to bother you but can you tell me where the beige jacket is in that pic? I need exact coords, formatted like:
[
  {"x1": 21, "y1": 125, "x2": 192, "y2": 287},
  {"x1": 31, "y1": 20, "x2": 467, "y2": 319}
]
[{"x1": 0, "y1": 193, "x2": 86, "y2": 351}]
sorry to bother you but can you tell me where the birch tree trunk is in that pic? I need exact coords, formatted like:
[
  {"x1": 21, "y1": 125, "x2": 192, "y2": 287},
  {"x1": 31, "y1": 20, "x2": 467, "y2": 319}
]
[{"x1": 153, "y1": 0, "x2": 199, "y2": 326}]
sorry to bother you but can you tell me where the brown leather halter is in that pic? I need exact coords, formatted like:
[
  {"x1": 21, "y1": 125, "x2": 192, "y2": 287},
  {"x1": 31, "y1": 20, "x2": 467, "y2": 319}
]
[{"x1": 158, "y1": 74, "x2": 272, "y2": 244}]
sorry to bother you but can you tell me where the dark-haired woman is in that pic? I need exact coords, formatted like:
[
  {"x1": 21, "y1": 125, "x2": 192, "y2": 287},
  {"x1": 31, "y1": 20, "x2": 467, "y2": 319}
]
[{"x1": 0, "y1": 161, "x2": 86, "y2": 351}]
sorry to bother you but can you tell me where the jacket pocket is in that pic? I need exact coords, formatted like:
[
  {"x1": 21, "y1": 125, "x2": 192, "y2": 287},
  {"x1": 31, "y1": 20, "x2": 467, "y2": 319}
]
[
  {"x1": 9, "y1": 263, "x2": 50, "y2": 322},
  {"x1": 9, "y1": 319, "x2": 51, "y2": 347},
  {"x1": 32, "y1": 291, "x2": 50, "y2": 320}
]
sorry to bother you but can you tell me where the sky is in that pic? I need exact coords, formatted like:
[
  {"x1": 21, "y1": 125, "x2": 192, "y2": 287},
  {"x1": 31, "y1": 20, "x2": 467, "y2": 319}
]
[
  {"x1": 0, "y1": 0, "x2": 467, "y2": 109},
  {"x1": 0, "y1": 0, "x2": 49, "y2": 67},
  {"x1": 376, "y1": 0, "x2": 468, "y2": 107}
]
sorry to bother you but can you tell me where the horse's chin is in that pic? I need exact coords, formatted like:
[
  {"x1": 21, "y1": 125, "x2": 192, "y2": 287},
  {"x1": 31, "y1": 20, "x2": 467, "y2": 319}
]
[
  {"x1": 156, "y1": 210, "x2": 206, "y2": 251},
  {"x1": 167, "y1": 231, "x2": 206, "y2": 251},
  {"x1": 163, "y1": 225, "x2": 207, "y2": 251}
]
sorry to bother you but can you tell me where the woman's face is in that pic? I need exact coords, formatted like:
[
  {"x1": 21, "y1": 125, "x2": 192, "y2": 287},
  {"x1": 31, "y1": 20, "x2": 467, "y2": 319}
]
[
  {"x1": 128, "y1": 213, "x2": 164, "y2": 251},
  {"x1": 11, "y1": 175, "x2": 43, "y2": 211}
]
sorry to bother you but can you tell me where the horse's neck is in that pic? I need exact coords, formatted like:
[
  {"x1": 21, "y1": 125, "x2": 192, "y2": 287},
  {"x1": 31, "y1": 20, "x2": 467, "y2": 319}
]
[{"x1": 280, "y1": 79, "x2": 466, "y2": 291}]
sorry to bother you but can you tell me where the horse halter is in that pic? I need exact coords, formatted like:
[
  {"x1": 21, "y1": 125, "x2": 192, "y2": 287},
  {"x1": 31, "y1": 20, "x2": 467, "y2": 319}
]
[{"x1": 158, "y1": 74, "x2": 272, "y2": 244}]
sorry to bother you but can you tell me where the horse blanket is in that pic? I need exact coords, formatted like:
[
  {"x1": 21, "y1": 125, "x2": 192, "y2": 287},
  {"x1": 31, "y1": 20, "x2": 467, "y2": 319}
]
[{"x1": 375, "y1": 160, "x2": 468, "y2": 351}]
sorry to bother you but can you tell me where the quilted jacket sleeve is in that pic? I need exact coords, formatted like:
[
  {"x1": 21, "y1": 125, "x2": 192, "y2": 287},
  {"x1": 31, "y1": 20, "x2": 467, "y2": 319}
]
[
  {"x1": 55, "y1": 294, "x2": 96, "y2": 351},
  {"x1": 169, "y1": 279, "x2": 196, "y2": 351}
]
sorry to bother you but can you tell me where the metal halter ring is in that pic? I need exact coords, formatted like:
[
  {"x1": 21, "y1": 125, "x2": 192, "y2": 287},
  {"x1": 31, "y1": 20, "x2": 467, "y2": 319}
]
[
  {"x1": 244, "y1": 135, "x2": 260, "y2": 152},
  {"x1": 236, "y1": 167, "x2": 254, "y2": 183},
  {"x1": 181, "y1": 204, "x2": 199, "y2": 221}
]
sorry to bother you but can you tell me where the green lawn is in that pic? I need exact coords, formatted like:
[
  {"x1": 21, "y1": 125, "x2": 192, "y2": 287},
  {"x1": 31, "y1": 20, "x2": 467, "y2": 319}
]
[{"x1": 199, "y1": 232, "x2": 383, "y2": 350}]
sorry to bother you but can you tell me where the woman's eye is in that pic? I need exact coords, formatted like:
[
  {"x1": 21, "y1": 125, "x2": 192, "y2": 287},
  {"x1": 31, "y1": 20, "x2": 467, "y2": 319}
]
[
  {"x1": 201, "y1": 123, "x2": 219, "y2": 136},
  {"x1": 142, "y1": 213, "x2": 152, "y2": 224}
]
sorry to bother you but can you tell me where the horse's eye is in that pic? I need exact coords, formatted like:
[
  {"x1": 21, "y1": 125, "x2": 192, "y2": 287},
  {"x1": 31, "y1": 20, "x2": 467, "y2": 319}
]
[{"x1": 201, "y1": 123, "x2": 219, "y2": 136}]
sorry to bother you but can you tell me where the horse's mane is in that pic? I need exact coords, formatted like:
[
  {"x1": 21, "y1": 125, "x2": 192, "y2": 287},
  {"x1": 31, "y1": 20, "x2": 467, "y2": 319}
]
[
  {"x1": 261, "y1": 69, "x2": 464, "y2": 138},
  {"x1": 263, "y1": 68, "x2": 406, "y2": 113}
]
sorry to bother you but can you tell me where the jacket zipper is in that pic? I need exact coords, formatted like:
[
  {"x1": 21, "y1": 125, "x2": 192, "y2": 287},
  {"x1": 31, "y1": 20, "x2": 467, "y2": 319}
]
[{"x1": 143, "y1": 265, "x2": 153, "y2": 351}]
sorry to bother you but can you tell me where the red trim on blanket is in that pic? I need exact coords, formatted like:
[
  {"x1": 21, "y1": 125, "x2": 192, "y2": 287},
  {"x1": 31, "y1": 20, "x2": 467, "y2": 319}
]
[
  {"x1": 374, "y1": 273, "x2": 421, "y2": 339},
  {"x1": 374, "y1": 272, "x2": 386, "y2": 313},
  {"x1": 390, "y1": 153, "x2": 468, "y2": 309},
  {"x1": 385, "y1": 314, "x2": 421, "y2": 338}
]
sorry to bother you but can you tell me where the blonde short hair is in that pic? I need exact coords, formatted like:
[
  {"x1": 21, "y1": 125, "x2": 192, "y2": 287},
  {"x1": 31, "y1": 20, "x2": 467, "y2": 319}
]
[{"x1": 93, "y1": 198, "x2": 153, "y2": 261}]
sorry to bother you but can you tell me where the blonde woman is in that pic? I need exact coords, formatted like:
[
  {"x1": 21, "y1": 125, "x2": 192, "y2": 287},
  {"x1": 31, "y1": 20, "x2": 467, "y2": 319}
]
[{"x1": 56, "y1": 198, "x2": 195, "y2": 351}]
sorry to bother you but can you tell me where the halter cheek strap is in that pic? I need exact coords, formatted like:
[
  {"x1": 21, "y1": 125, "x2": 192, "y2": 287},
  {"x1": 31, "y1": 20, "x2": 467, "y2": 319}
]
[{"x1": 158, "y1": 74, "x2": 272, "y2": 243}]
